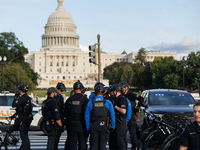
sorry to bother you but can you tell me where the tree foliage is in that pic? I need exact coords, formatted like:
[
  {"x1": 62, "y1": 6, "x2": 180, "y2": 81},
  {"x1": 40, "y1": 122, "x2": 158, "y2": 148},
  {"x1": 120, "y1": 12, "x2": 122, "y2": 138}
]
[
  {"x1": 104, "y1": 49, "x2": 200, "y2": 92},
  {"x1": 0, "y1": 32, "x2": 37, "y2": 91}
]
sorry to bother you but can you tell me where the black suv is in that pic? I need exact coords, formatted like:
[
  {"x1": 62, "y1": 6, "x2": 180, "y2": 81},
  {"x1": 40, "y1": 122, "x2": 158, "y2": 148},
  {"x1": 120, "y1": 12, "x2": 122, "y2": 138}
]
[{"x1": 140, "y1": 89, "x2": 195, "y2": 132}]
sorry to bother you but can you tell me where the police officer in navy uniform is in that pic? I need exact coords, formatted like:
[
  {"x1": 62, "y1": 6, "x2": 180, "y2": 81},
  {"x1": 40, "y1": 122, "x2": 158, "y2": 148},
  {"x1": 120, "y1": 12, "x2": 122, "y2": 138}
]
[
  {"x1": 55, "y1": 82, "x2": 66, "y2": 148},
  {"x1": 120, "y1": 81, "x2": 144, "y2": 150},
  {"x1": 85, "y1": 84, "x2": 115, "y2": 150},
  {"x1": 12, "y1": 84, "x2": 33, "y2": 150},
  {"x1": 64, "y1": 81, "x2": 89, "y2": 150},
  {"x1": 89, "y1": 82, "x2": 105, "y2": 101},
  {"x1": 180, "y1": 101, "x2": 200, "y2": 150},
  {"x1": 112, "y1": 84, "x2": 128, "y2": 150},
  {"x1": 55, "y1": 82, "x2": 66, "y2": 122},
  {"x1": 42, "y1": 87, "x2": 63, "y2": 150}
]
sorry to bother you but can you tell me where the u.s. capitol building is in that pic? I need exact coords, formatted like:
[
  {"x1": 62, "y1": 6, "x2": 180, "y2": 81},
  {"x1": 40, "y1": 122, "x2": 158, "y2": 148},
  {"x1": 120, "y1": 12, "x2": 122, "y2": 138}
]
[{"x1": 25, "y1": 0, "x2": 176, "y2": 88}]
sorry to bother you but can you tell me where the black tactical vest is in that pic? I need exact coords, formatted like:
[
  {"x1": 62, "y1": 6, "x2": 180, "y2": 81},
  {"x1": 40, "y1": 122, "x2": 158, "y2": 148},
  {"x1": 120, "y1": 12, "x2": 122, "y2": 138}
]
[
  {"x1": 42, "y1": 98, "x2": 54, "y2": 121},
  {"x1": 91, "y1": 97, "x2": 109, "y2": 122},
  {"x1": 18, "y1": 94, "x2": 33, "y2": 119},
  {"x1": 69, "y1": 95, "x2": 84, "y2": 121}
]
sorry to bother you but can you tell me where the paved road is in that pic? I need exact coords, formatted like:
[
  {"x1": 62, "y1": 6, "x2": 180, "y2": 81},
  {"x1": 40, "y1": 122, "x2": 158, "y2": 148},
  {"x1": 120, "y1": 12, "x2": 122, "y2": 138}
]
[{"x1": 0, "y1": 131, "x2": 134, "y2": 150}]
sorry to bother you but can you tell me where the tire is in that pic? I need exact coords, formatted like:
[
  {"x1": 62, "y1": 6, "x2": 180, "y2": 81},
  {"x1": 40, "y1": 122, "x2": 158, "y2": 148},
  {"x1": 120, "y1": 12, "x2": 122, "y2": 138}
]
[
  {"x1": 159, "y1": 134, "x2": 175, "y2": 150},
  {"x1": 137, "y1": 127, "x2": 153, "y2": 150},
  {"x1": 4, "y1": 130, "x2": 20, "y2": 150},
  {"x1": 162, "y1": 136, "x2": 180, "y2": 150},
  {"x1": 142, "y1": 130, "x2": 162, "y2": 150}
]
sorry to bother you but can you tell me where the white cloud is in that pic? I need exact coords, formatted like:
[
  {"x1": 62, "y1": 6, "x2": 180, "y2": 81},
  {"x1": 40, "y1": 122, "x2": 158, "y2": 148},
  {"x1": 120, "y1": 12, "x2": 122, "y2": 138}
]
[
  {"x1": 149, "y1": 37, "x2": 200, "y2": 53},
  {"x1": 80, "y1": 45, "x2": 89, "y2": 52}
]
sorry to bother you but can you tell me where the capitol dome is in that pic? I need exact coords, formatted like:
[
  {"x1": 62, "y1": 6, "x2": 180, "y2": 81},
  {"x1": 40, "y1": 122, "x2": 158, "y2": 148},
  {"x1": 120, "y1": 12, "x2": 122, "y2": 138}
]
[
  {"x1": 41, "y1": 0, "x2": 80, "y2": 51},
  {"x1": 47, "y1": 0, "x2": 74, "y2": 24}
]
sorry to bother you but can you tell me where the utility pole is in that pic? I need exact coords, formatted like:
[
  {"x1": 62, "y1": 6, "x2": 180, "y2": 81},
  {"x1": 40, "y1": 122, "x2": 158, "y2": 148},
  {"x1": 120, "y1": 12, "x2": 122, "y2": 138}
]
[{"x1": 97, "y1": 34, "x2": 101, "y2": 82}]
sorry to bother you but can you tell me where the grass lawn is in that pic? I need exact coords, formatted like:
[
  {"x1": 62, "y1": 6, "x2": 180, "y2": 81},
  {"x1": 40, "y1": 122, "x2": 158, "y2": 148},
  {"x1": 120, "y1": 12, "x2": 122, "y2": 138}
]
[{"x1": 28, "y1": 89, "x2": 95, "y2": 97}]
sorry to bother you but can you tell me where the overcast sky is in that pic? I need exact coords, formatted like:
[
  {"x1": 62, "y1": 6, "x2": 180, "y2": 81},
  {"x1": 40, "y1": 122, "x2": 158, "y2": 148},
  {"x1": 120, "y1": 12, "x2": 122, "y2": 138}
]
[{"x1": 0, "y1": 0, "x2": 200, "y2": 60}]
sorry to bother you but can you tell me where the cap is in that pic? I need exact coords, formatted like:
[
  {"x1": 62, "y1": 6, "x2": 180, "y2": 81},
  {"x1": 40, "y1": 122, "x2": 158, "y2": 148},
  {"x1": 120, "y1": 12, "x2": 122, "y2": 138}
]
[{"x1": 47, "y1": 87, "x2": 57, "y2": 95}]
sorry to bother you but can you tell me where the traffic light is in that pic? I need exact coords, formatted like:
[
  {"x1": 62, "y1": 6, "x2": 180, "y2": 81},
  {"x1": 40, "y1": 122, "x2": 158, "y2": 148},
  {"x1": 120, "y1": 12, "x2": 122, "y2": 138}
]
[
  {"x1": 126, "y1": 71, "x2": 129, "y2": 79},
  {"x1": 89, "y1": 44, "x2": 97, "y2": 64}
]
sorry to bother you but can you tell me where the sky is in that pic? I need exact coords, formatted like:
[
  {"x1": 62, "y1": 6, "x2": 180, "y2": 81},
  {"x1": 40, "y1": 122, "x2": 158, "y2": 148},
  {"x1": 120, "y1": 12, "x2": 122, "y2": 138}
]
[{"x1": 0, "y1": 0, "x2": 200, "y2": 60}]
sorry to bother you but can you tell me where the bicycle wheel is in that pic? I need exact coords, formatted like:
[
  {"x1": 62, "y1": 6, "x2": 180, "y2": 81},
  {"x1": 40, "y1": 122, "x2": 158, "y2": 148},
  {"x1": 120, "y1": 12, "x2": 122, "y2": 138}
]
[
  {"x1": 159, "y1": 134, "x2": 175, "y2": 150},
  {"x1": 4, "y1": 130, "x2": 20, "y2": 150},
  {"x1": 142, "y1": 130, "x2": 162, "y2": 150},
  {"x1": 162, "y1": 136, "x2": 180, "y2": 150},
  {"x1": 137, "y1": 127, "x2": 153, "y2": 150}
]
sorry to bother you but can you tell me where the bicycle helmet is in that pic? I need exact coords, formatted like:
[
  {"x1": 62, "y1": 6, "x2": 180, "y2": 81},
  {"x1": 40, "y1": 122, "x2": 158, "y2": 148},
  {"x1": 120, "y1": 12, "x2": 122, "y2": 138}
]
[
  {"x1": 73, "y1": 80, "x2": 84, "y2": 90},
  {"x1": 119, "y1": 81, "x2": 129, "y2": 89},
  {"x1": 95, "y1": 84, "x2": 104, "y2": 93},
  {"x1": 94, "y1": 82, "x2": 105, "y2": 89},
  {"x1": 18, "y1": 84, "x2": 29, "y2": 92},
  {"x1": 56, "y1": 82, "x2": 66, "y2": 91}
]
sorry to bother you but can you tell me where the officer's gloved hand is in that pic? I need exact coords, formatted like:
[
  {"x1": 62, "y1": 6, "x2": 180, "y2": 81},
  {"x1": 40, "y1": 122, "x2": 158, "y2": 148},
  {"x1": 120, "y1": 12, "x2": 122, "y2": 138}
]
[
  {"x1": 109, "y1": 128, "x2": 115, "y2": 132},
  {"x1": 14, "y1": 93, "x2": 20, "y2": 100}
]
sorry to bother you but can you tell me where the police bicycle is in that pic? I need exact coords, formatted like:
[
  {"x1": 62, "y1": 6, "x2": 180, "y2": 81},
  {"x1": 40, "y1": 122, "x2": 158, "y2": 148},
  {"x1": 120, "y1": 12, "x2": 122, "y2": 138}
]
[{"x1": 0, "y1": 114, "x2": 20, "y2": 150}]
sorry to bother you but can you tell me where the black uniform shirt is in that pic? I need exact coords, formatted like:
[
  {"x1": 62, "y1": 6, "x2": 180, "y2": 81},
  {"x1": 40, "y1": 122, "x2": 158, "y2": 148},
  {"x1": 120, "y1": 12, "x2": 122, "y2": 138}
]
[
  {"x1": 42, "y1": 97, "x2": 61, "y2": 122},
  {"x1": 12, "y1": 93, "x2": 31, "y2": 107},
  {"x1": 64, "y1": 93, "x2": 89, "y2": 122},
  {"x1": 115, "y1": 95, "x2": 128, "y2": 119},
  {"x1": 180, "y1": 121, "x2": 200, "y2": 150},
  {"x1": 124, "y1": 90, "x2": 144, "y2": 113},
  {"x1": 12, "y1": 93, "x2": 32, "y2": 118}
]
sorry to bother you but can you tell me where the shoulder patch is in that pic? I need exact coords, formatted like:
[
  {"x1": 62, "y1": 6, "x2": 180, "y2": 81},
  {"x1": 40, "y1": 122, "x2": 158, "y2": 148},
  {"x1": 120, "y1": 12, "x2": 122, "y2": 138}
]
[{"x1": 190, "y1": 132, "x2": 196, "y2": 135}]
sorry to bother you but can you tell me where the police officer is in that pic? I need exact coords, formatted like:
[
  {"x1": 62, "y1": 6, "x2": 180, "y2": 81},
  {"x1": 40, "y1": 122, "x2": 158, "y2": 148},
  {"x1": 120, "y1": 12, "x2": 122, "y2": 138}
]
[
  {"x1": 180, "y1": 101, "x2": 200, "y2": 150},
  {"x1": 12, "y1": 84, "x2": 33, "y2": 150},
  {"x1": 102, "y1": 86, "x2": 109, "y2": 99},
  {"x1": 85, "y1": 84, "x2": 115, "y2": 150},
  {"x1": 42, "y1": 87, "x2": 63, "y2": 150},
  {"x1": 55, "y1": 82, "x2": 66, "y2": 148},
  {"x1": 89, "y1": 82, "x2": 105, "y2": 101},
  {"x1": 112, "y1": 84, "x2": 128, "y2": 150},
  {"x1": 64, "y1": 81, "x2": 89, "y2": 150},
  {"x1": 120, "y1": 81, "x2": 144, "y2": 150}
]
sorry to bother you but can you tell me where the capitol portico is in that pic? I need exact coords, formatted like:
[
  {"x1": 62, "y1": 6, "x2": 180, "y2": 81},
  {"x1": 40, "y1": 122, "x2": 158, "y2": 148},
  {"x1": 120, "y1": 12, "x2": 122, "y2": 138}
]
[{"x1": 25, "y1": 0, "x2": 177, "y2": 88}]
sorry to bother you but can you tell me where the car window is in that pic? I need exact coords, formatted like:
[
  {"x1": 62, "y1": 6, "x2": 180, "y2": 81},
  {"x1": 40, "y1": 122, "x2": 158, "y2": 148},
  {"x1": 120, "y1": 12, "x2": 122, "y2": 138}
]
[
  {"x1": 0, "y1": 96, "x2": 8, "y2": 106},
  {"x1": 149, "y1": 92, "x2": 195, "y2": 105},
  {"x1": 7, "y1": 96, "x2": 14, "y2": 106},
  {"x1": 0, "y1": 96, "x2": 14, "y2": 106}
]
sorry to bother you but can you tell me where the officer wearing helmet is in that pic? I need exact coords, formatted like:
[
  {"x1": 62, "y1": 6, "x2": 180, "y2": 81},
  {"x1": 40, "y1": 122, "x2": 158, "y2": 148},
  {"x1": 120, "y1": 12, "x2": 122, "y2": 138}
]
[
  {"x1": 119, "y1": 81, "x2": 144, "y2": 150},
  {"x1": 89, "y1": 82, "x2": 105, "y2": 101},
  {"x1": 42, "y1": 87, "x2": 63, "y2": 150},
  {"x1": 102, "y1": 86, "x2": 109, "y2": 99},
  {"x1": 64, "y1": 80, "x2": 89, "y2": 150},
  {"x1": 12, "y1": 84, "x2": 33, "y2": 150},
  {"x1": 55, "y1": 82, "x2": 66, "y2": 148},
  {"x1": 111, "y1": 84, "x2": 128, "y2": 150},
  {"x1": 85, "y1": 84, "x2": 115, "y2": 150}
]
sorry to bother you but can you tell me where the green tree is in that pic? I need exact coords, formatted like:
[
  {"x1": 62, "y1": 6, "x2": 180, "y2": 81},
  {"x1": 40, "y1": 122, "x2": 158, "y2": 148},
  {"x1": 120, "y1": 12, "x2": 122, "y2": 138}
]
[
  {"x1": 105, "y1": 62, "x2": 133, "y2": 85},
  {"x1": 0, "y1": 32, "x2": 28, "y2": 63},
  {"x1": 193, "y1": 68, "x2": 200, "y2": 94},
  {"x1": 163, "y1": 73, "x2": 179, "y2": 89},
  {"x1": 0, "y1": 32, "x2": 38, "y2": 90},
  {"x1": 0, "y1": 62, "x2": 36, "y2": 91},
  {"x1": 134, "y1": 48, "x2": 147, "y2": 65},
  {"x1": 151, "y1": 56, "x2": 178, "y2": 88}
]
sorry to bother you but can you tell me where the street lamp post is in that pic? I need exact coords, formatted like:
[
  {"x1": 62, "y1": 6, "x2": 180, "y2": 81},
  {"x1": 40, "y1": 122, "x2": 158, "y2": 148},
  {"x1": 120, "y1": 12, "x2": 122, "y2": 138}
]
[
  {"x1": 0, "y1": 56, "x2": 7, "y2": 92},
  {"x1": 181, "y1": 56, "x2": 187, "y2": 90}
]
